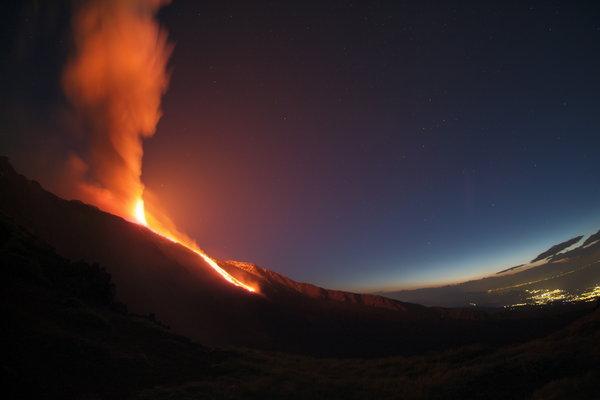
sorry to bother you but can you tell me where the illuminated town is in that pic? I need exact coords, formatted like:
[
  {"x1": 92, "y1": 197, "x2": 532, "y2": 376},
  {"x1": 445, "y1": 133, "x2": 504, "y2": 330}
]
[{"x1": 505, "y1": 285, "x2": 600, "y2": 308}]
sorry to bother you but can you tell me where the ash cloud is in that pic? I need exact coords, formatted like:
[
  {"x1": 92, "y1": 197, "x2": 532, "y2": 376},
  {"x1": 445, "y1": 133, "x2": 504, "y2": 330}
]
[{"x1": 62, "y1": 0, "x2": 172, "y2": 219}]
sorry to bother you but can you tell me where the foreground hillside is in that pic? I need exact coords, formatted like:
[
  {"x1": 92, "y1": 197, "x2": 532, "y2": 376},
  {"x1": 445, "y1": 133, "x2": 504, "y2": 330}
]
[
  {"x1": 0, "y1": 156, "x2": 584, "y2": 357},
  {"x1": 2, "y1": 215, "x2": 598, "y2": 399}
]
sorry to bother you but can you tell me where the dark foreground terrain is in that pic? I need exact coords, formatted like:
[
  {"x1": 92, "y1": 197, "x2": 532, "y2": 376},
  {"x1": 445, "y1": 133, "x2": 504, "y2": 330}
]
[{"x1": 2, "y1": 216, "x2": 599, "y2": 400}]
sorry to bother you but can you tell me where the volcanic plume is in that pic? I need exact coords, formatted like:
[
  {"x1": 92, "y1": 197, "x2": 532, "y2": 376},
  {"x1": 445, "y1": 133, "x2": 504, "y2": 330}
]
[
  {"x1": 62, "y1": 0, "x2": 171, "y2": 220},
  {"x1": 61, "y1": 0, "x2": 255, "y2": 292}
]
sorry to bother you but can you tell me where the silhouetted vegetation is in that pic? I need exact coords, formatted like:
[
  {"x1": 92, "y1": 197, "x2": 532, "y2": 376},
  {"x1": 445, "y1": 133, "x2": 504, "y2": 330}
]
[{"x1": 1, "y1": 215, "x2": 121, "y2": 309}]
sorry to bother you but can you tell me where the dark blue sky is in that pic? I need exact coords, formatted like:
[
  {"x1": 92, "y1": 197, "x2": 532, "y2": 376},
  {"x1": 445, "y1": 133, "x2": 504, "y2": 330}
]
[{"x1": 1, "y1": 1, "x2": 599, "y2": 290}]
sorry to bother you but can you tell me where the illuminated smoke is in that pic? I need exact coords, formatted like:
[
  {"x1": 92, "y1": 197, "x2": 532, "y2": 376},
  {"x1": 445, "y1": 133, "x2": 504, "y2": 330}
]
[
  {"x1": 62, "y1": 0, "x2": 172, "y2": 219},
  {"x1": 62, "y1": 0, "x2": 257, "y2": 293}
]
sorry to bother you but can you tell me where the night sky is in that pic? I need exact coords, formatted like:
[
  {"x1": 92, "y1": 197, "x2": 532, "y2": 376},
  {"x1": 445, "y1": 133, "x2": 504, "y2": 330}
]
[{"x1": 1, "y1": 1, "x2": 599, "y2": 291}]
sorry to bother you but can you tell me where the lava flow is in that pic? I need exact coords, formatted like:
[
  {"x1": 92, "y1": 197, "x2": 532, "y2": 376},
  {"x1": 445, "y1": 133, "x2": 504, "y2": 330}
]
[
  {"x1": 133, "y1": 200, "x2": 257, "y2": 293},
  {"x1": 61, "y1": 0, "x2": 255, "y2": 294}
]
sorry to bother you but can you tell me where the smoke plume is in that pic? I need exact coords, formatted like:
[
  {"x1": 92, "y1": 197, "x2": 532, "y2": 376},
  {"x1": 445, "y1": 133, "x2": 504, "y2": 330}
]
[{"x1": 62, "y1": 0, "x2": 171, "y2": 219}]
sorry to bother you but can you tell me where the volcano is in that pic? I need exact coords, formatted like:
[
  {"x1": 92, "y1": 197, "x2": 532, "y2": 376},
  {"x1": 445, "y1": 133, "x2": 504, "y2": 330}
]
[{"x1": 0, "y1": 157, "x2": 588, "y2": 357}]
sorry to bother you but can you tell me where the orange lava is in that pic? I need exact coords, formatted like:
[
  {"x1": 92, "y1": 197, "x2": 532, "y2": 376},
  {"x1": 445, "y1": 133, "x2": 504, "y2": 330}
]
[
  {"x1": 133, "y1": 199, "x2": 256, "y2": 293},
  {"x1": 61, "y1": 0, "x2": 255, "y2": 294},
  {"x1": 134, "y1": 199, "x2": 148, "y2": 226}
]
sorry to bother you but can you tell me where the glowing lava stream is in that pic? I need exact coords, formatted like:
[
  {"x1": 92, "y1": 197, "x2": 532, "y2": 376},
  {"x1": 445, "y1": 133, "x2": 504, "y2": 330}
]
[{"x1": 133, "y1": 200, "x2": 256, "y2": 293}]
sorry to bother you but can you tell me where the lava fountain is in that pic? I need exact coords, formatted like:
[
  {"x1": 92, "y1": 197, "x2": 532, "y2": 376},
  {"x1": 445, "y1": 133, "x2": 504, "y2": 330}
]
[{"x1": 62, "y1": 0, "x2": 256, "y2": 293}]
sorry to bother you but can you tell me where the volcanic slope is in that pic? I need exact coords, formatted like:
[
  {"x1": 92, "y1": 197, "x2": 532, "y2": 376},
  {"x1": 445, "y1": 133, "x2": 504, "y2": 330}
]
[
  {"x1": 0, "y1": 157, "x2": 586, "y2": 356},
  {"x1": 2, "y1": 214, "x2": 598, "y2": 399}
]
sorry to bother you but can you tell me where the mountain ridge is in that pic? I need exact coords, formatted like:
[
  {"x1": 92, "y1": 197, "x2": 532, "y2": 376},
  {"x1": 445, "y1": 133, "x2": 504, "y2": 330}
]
[
  {"x1": 0, "y1": 156, "x2": 589, "y2": 357},
  {"x1": 3, "y1": 211, "x2": 598, "y2": 399}
]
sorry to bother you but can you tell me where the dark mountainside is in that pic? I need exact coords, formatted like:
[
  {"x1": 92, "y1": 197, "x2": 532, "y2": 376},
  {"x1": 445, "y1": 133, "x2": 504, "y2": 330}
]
[
  {"x1": 0, "y1": 156, "x2": 590, "y2": 358},
  {"x1": 220, "y1": 259, "x2": 415, "y2": 311},
  {"x1": 2, "y1": 214, "x2": 599, "y2": 399}
]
